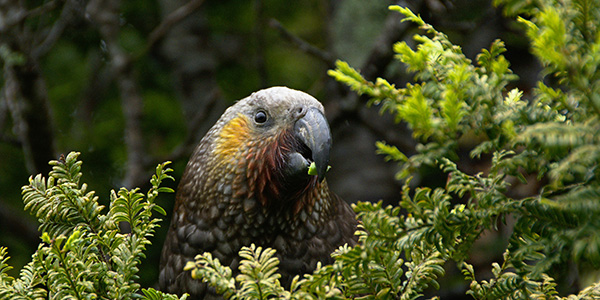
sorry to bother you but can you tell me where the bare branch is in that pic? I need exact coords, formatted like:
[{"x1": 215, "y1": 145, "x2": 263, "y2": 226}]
[
  {"x1": 269, "y1": 18, "x2": 336, "y2": 67},
  {"x1": 0, "y1": 0, "x2": 60, "y2": 32},
  {"x1": 324, "y1": 1, "x2": 422, "y2": 158},
  {"x1": 360, "y1": 7, "x2": 412, "y2": 80},
  {"x1": 146, "y1": 0, "x2": 206, "y2": 53},
  {"x1": 153, "y1": 0, "x2": 227, "y2": 172},
  {"x1": 33, "y1": 0, "x2": 85, "y2": 58}
]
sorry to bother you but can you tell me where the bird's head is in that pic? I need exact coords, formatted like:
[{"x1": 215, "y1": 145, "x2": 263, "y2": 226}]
[{"x1": 208, "y1": 86, "x2": 332, "y2": 206}]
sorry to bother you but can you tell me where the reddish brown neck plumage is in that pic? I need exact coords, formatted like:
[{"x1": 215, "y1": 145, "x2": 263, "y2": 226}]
[{"x1": 246, "y1": 128, "x2": 312, "y2": 207}]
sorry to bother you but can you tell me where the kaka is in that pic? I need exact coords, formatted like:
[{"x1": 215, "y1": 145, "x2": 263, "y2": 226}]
[{"x1": 159, "y1": 86, "x2": 358, "y2": 298}]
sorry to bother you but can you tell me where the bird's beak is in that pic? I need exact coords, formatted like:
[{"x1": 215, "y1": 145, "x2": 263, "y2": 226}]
[{"x1": 294, "y1": 107, "x2": 332, "y2": 181}]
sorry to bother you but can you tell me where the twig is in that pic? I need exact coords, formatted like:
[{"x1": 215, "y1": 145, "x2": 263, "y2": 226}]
[
  {"x1": 145, "y1": 0, "x2": 207, "y2": 53},
  {"x1": 326, "y1": 2, "x2": 417, "y2": 118},
  {"x1": 269, "y1": 18, "x2": 336, "y2": 67},
  {"x1": 0, "y1": 0, "x2": 60, "y2": 31},
  {"x1": 33, "y1": 0, "x2": 83, "y2": 58},
  {"x1": 360, "y1": 3, "x2": 413, "y2": 80}
]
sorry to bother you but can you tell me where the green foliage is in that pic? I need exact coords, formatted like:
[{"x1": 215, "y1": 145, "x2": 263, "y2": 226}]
[
  {"x1": 0, "y1": 152, "x2": 185, "y2": 299},
  {"x1": 185, "y1": 245, "x2": 292, "y2": 299},
  {"x1": 4, "y1": 1, "x2": 600, "y2": 299},
  {"x1": 186, "y1": 2, "x2": 600, "y2": 299}
]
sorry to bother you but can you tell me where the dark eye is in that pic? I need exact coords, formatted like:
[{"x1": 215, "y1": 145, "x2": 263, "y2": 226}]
[{"x1": 254, "y1": 110, "x2": 268, "y2": 124}]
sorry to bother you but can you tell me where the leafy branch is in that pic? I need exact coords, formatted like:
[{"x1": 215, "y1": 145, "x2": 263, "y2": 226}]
[{"x1": 0, "y1": 152, "x2": 185, "y2": 299}]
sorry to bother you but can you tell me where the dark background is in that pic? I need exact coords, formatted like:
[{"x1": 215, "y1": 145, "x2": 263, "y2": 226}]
[{"x1": 0, "y1": 0, "x2": 540, "y2": 295}]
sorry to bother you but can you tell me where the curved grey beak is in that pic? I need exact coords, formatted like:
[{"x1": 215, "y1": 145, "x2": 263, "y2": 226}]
[{"x1": 293, "y1": 108, "x2": 332, "y2": 181}]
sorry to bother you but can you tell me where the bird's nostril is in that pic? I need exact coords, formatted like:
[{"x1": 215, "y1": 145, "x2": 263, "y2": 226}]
[{"x1": 294, "y1": 106, "x2": 307, "y2": 119}]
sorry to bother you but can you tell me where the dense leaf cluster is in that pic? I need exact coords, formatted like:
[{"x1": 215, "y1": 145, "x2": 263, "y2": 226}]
[{"x1": 0, "y1": 152, "x2": 184, "y2": 299}]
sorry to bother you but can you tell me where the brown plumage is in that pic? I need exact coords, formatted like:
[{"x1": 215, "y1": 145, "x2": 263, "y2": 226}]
[{"x1": 159, "y1": 87, "x2": 357, "y2": 299}]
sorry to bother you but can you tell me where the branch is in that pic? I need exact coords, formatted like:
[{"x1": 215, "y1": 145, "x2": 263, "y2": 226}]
[
  {"x1": 268, "y1": 18, "x2": 336, "y2": 67},
  {"x1": 326, "y1": 1, "x2": 419, "y2": 121},
  {"x1": 360, "y1": 6, "x2": 412, "y2": 81},
  {"x1": 0, "y1": 0, "x2": 59, "y2": 32},
  {"x1": 33, "y1": 0, "x2": 84, "y2": 58},
  {"x1": 87, "y1": 0, "x2": 146, "y2": 188},
  {"x1": 145, "y1": 0, "x2": 207, "y2": 53},
  {"x1": 150, "y1": 0, "x2": 226, "y2": 177},
  {"x1": 324, "y1": 1, "x2": 421, "y2": 157}
]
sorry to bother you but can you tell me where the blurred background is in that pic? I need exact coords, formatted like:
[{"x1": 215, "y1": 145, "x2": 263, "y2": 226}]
[{"x1": 0, "y1": 0, "x2": 541, "y2": 296}]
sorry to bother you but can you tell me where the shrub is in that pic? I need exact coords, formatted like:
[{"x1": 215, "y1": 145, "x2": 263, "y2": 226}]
[{"x1": 0, "y1": 152, "x2": 185, "y2": 299}]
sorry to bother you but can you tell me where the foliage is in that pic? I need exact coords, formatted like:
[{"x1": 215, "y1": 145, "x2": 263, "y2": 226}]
[
  {"x1": 184, "y1": 2, "x2": 600, "y2": 299},
  {"x1": 0, "y1": 152, "x2": 185, "y2": 299},
  {"x1": 3, "y1": 1, "x2": 600, "y2": 299}
]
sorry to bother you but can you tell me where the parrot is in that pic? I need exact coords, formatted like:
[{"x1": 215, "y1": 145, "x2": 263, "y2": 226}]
[{"x1": 158, "y1": 86, "x2": 358, "y2": 299}]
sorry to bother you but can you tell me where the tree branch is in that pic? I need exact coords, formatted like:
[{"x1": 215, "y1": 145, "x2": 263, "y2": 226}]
[
  {"x1": 145, "y1": 0, "x2": 207, "y2": 53},
  {"x1": 3, "y1": 63, "x2": 57, "y2": 175},
  {"x1": 326, "y1": 1, "x2": 419, "y2": 117},
  {"x1": 33, "y1": 0, "x2": 84, "y2": 58},
  {"x1": 360, "y1": 6, "x2": 412, "y2": 81},
  {"x1": 0, "y1": 0, "x2": 59, "y2": 32},
  {"x1": 269, "y1": 18, "x2": 336, "y2": 67}
]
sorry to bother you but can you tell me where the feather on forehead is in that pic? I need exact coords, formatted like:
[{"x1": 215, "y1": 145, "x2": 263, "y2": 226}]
[{"x1": 243, "y1": 86, "x2": 325, "y2": 112}]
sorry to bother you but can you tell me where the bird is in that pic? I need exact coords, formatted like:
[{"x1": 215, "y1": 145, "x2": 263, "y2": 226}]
[{"x1": 158, "y1": 86, "x2": 358, "y2": 299}]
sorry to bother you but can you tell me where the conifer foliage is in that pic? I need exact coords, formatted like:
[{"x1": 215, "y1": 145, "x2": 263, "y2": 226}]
[{"x1": 0, "y1": 152, "x2": 185, "y2": 299}]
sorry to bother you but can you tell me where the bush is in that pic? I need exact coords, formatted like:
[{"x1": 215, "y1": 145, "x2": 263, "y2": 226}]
[{"x1": 0, "y1": 152, "x2": 184, "y2": 299}]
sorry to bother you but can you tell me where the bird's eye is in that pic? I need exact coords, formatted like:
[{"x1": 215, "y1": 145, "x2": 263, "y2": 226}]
[{"x1": 254, "y1": 110, "x2": 268, "y2": 124}]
